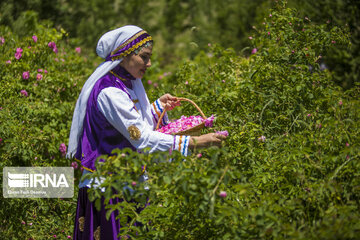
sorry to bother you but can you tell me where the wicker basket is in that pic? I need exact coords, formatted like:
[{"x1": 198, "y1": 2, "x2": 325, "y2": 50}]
[{"x1": 155, "y1": 97, "x2": 207, "y2": 136}]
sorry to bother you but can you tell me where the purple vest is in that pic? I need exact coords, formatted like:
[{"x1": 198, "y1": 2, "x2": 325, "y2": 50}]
[{"x1": 75, "y1": 69, "x2": 136, "y2": 171}]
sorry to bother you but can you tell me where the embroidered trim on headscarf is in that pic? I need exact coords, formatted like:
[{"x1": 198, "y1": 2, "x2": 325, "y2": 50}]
[
  {"x1": 78, "y1": 216, "x2": 85, "y2": 232},
  {"x1": 128, "y1": 125, "x2": 141, "y2": 140},
  {"x1": 111, "y1": 30, "x2": 147, "y2": 55},
  {"x1": 111, "y1": 36, "x2": 153, "y2": 61}
]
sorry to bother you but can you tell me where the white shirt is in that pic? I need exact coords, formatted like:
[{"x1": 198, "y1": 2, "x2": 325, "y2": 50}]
[{"x1": 79, "y1": 84, "x2": 190, "y2": 189}]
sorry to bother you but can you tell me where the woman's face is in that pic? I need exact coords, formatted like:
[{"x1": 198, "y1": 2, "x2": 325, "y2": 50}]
[{"x1": 120, "y1": 46, "x2": 152, "y2": 79}]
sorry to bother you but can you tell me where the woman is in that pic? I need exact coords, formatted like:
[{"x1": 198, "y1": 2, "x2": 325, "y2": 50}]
[{"x1": 67, "y1": 25, "x2": 226, "y2": 239}]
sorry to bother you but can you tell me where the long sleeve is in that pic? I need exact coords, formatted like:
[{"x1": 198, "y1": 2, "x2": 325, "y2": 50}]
[{"x1": 97, "y1": 87, "x2": 189, "y2": 155}]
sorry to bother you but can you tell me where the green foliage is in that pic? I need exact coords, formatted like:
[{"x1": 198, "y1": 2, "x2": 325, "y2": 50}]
[
  {"x1": 1, "y1": 0, "x2": 358, "y2": 89},
  {"x1": 0, "y1": 24, "x2": 95, "y2": 167},
  {"x1": 287, "y1": 0, "x2": 360, "y2": 89},
  {"x1": 89, "y1": 3, "x2": 359, "y2": 239},
  {"x1": 0, "y1": 22, "x2": 95, "y2": 238},
  {"x1": 0, "y1": 1, "x2": 359, "y2": 239}
]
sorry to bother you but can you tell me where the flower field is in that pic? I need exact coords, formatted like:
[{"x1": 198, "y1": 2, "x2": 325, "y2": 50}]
[{"x1": 1, "y1": 2, "x2": 359, "y2": 239}]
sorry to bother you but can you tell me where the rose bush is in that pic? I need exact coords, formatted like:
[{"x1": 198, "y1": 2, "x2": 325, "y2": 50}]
[
  {"x1": 1, "y1": 1, "x2": 359, "y2": 239},
  {"x1": 91, "y1": 2, "x2": 359, "y2": 239},
  {"x1": 0, "y1": 20, "x2": 96, "y2": 238}
]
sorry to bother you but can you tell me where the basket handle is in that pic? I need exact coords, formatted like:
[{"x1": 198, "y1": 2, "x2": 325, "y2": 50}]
[{"x1": 155, "y1": 97, "x2": 207, "y2": 131}]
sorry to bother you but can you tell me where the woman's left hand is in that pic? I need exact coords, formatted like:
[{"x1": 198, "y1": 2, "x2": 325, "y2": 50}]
[{"x1": 159, "y1": 94, "x2": 180, "y2": 110}]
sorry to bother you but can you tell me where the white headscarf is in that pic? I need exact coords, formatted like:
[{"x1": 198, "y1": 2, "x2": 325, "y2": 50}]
[{"x1": 67, "y1": 25, "x2": 152, "y2": 158}]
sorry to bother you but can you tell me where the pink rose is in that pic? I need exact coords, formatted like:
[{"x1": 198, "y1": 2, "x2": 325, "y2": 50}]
[
  {"x1": 258, "y1": 135, "x2": 266, "y2": 142},
  {"x1": 37, "y1": 69, "x2": 43, "y2": 72},
  {"x1": 219, "y1": 191, "x2": 227, "y2": 198},
  {"x1": 36, "y1": 74, "x2": 43, "y2": 80},
  {"x1": 157, "y1": 115, "x2": 210, "y2": 134},
  {"x1": 15, "y1": 48, "x2": 23, "y2": 60},
  {"x1": 71, "y1": 161, "x2": 78, "y2": 169},
  {"x1": 48, "y1": 41, "x2": 56, "y2": 48},
  {"x1": 0, "y1": 36, "x2": 4, "y2": 45},
  {"x1": 205, "y1": 115, "x2": 215, "y2": 127},
  {"x1": 75, "y1": 47, "x2": 81, "y2": 53},
  {"x1": 216, "y1": 130, "x2": 229, "y2": 137},
  {"x1": 15, "y1": 52, "x2": 22, "y2": 59},
  {"x1": 59, "y1": 143, "x2": 67, "y2": 157},
  {"x1": 20, "y1": 90, "x2": 28, "y2": 97},
  {"x1": 6, "y1": 60, "x2": 11, "y2": 64},
  {"x1": 22, "y1": 71, "x2": 30, "y2": 80},
  {"x1": 32, "y1": 35, "x2": 37, "y2": 42},
  {"x1": 251, "y1": 48, "x2": 257, "y2": 54},
  {"x1": 48, "y1": 42, "x2": 58, "y2": 53}
]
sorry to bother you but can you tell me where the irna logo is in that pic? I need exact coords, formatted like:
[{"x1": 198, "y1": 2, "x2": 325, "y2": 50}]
[
  {"x1": 3, "y1": 167, "x2": 74, "y2": 198},
  {"x1": 7, "y1": 172, "x2": 69, "y2": 188}
]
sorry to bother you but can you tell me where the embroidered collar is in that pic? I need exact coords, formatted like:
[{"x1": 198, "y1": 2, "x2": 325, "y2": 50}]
[{"x1": 110, "y1": 65, "x2": 135, "y2": 89}]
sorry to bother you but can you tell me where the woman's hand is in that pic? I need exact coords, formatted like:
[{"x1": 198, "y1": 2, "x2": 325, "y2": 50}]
[
  {"x1": 189, "y1": 133, "x2": 227, "y2": 149},
  {"x1": 159, "y1": 94, "x2": 181, "y2": 110}
]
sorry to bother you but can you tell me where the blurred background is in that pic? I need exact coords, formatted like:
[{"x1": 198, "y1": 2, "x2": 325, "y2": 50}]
[{"x1": 1, "y1": 0, "x2": 358, "y2": 89}]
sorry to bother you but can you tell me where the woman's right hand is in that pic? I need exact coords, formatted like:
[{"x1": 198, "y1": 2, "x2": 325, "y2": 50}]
[{"x1": 189, "y1": 133, "x2": 227, "y2": 149}]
